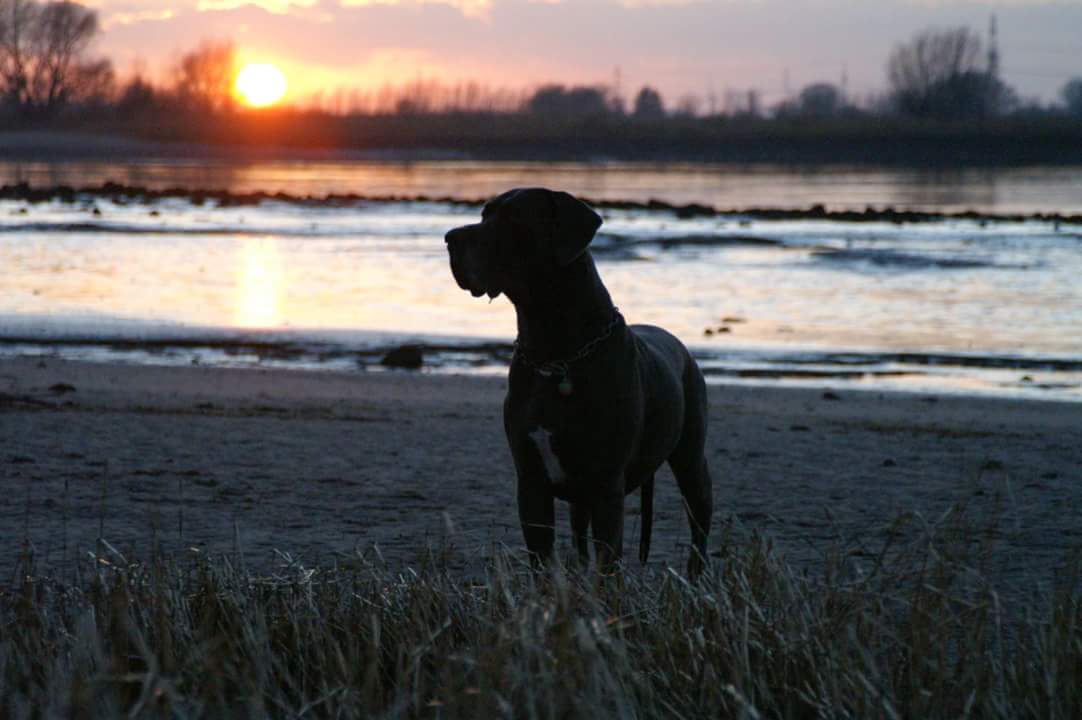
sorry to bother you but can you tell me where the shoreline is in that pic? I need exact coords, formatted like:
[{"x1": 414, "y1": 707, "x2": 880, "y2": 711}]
[
  {"x1": 3, "y1": 357, "x2": 1080, "y2": 596},
  {"x1": 3, "y1": 326, "x2": 1080, "y2": 402},
  {"x1": 4, "y1": 179, "x2": 1082, "y2": 225}
]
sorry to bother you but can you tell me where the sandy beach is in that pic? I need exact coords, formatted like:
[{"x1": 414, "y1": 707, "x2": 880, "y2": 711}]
[{"x1": 2, "y1": 356, "x2": 1080, "y2": 590}]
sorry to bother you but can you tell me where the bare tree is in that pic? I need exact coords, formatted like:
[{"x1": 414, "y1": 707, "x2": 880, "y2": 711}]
[
  {"x1": 888, "y1": 28, "x2": 981, "y2": 100},
  {"x1": 171, "y1": 40, "x2": 236, "y2": 113},
  {"x1": 0, "y1": 0, "x2": 104, "y2": 115},
  {"x1": 0, "y1": 0, "x2": 38, "y2": 109},
  {"x1": 887, "y1": 27, "x2": 1012, "y2": 119},
  {"x1": 67, "y1": 55, "x2": 112, "y2": 105},
  {"x1": 28, "y1": 0, "x2": 98, "y2": 111}
]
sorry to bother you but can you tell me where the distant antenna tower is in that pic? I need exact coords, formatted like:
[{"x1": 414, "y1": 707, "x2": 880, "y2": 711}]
[
  {"x1": 840, "y1": 62, "x2": 848, "y2": 100},
  {"x1": 612, "y1": 66, "x2": 622, "y2": 109},
  {"x1": 988, "y1": 14, "x2": 1000, "y2": 78}
]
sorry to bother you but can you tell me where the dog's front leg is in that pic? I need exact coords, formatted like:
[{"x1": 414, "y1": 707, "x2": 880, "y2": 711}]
[
  {"x1": 569, "y1": 502, "x2": 591, "y2": 567},
  {"x1": 590, "y1": 482, "x2": 626, "y2": 574},
  {"x1": 517, "y1": 476, "x2": 555, "y2": 567}
]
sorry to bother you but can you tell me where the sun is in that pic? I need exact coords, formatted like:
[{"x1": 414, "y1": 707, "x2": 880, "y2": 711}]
[{"x1": 235, "y1": 63, "x2": 287, "y2": 108}]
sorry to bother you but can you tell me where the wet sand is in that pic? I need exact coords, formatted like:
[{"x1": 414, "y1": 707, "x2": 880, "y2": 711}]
[{"x1": 2, "y1": 357, "x2": 1080, "y2": 591}]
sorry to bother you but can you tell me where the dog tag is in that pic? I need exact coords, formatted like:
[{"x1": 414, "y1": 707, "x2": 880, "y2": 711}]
[{"x1": 557, "y1": 376, "x2": 574, "y2": 396}]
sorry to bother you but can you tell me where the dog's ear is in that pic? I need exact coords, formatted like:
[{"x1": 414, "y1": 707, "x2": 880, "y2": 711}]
[{"x1": 551, "y1": 191, "x2": 602, "y2": 266}]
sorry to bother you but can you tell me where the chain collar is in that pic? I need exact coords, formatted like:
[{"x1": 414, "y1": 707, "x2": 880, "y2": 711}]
[{"x1": 513, "y1": 308, "x2": 624, "y2": 379}]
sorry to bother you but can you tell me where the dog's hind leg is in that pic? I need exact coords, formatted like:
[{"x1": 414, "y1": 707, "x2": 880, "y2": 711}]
[
  {"x1": 671, "y1": 456, "x2": 711, "y2": 579},
  {"x1": 668, "y1": 375, "x2": 713, "y2": 579},
  {"x1": 570, "y1": 502, "x2": 591, "y2": 567}
]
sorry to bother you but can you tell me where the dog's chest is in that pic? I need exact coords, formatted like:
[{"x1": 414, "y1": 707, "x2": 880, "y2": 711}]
[
  {"x1": 508, "y1": 356, "x2": 643, "y2": 497},
  {"x1": 528, "y1": 427, "x2": 567, "y2": 484},
  {"x1": 526, "y1": 424, "x2": 596, "y2": 500},
  {"x1": 521, "y1": 392, "x2": 619, "y2": 494}
]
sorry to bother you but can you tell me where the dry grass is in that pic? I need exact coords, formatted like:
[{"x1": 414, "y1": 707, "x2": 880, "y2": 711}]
[{"x1": 2, "y1": 508, "x2": 1080, "y2": 719}]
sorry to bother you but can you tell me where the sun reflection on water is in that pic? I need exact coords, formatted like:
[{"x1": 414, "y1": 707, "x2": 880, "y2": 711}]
[{"x1": 235, "y1": 237, "x2": 284, "y2": 328}]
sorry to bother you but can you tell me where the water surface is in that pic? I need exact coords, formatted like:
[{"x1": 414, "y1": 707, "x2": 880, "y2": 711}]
[
  {"x1": 2, "y1": 160, "x2": 1081, "y2": 400},
  {"x1": 5, "y1": 159, "x2": 1082, "y2": 214}
]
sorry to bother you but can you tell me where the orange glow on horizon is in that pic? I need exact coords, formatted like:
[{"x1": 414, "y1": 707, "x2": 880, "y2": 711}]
[{"x1": 235, "y1": 63, "x2": 288, "y2": 108}]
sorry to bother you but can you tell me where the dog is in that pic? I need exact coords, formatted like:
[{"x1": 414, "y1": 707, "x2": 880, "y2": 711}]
[{"x1": 445, "y1": 188, "x2": 712, "y2": 577}]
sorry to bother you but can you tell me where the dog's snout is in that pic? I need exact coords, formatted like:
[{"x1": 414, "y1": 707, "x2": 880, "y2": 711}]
[{"x1": 445, "y1": 227, "x2": 466, "y2": 246}]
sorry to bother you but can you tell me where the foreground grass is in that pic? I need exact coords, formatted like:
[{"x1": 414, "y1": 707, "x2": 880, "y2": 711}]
[{"x1": 2, "y1": 511, "x2": 1080, "y2": 719}]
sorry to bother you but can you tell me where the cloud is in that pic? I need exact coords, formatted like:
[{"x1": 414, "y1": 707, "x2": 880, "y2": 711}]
[
  {"x1": 341, "y1": 0, "x2": 494, "y2": 20},
  {"x1": 101, "y1": 9, "x2": 176, "y2": 30},
  {"x1": 197, "y1": 0, "x2": 318, "y2": 12}
]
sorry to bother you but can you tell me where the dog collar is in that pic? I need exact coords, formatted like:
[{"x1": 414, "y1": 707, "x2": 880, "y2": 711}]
[{"x1": 513, "y1": 308, "x2": 625, "y2": 395}]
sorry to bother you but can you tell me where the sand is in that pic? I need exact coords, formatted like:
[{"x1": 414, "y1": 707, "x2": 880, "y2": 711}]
[{"x1": 2, "y1": 356, "x2": 1080, "y2": 592}]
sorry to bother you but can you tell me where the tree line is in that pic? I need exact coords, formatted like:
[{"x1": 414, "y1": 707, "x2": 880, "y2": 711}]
[{"x1": 2, "y1": 0, "x2": 1081, "y2": 127}]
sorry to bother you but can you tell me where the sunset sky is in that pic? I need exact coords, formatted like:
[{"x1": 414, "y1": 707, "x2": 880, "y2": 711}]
[{"x1": 87, "y1": 0, "x2": 1081, "y2": 109}]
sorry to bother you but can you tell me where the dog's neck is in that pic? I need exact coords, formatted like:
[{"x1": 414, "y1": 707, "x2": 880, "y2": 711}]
[{"x1": 512, "y1": 252, "x2": 617, "y2": 363}]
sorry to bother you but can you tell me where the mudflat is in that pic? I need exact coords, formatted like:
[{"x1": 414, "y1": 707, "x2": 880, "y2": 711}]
[{"x1": 2, "y1": 357, "x2": 1079, "y2": 591}]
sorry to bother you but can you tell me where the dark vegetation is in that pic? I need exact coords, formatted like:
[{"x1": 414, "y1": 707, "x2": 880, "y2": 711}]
[
  {"x1": 2, "y1": 1, "x2": 1082, "y2": 164},
  {"x1": 3, "y1": 508, "x2": 1080, "y2": 718}
]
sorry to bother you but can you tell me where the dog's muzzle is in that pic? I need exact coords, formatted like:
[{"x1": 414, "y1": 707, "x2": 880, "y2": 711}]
[{"x1": 445, "y1": 225, "x2": 490, "y2": 298}]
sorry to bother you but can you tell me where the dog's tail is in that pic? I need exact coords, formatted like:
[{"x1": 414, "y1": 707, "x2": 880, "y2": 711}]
[{"x1": 639, "y1": 475, "x2": 655, "y2": 565}]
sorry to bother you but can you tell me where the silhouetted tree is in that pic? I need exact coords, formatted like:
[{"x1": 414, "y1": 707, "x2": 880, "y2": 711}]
[
  {"x1": 29, "y1": 1, "x2": 98, "y2": 110},
  {"x1": 672, "y1": 93, "x2": 701, "y2": 118},
  {"x1": 394, "y1": 77, "x2": 444, "y2": 114},
  {"x1": 528, "y1": 85, "x2": 566, "y2": 114},
  {"x1": 116, "y1": 69, "x2": 157, "y2": 113},
  {"x1": 0, "y1": 0, "x2": 35, "y2": 109},
  {"x1": 67, "y1": 55, "x2": 111, "y2": 105},
  {"x1": 527, "y1": 84, "x2": 610, "y2": 117},
  {"x1": 1063, "y1": 78, "x2": 1082, "y2": 117},
  {"x1": 632, "y1": 86, "x2": 665, "y2": 120},
  {"x1": 798, "y1": 83, "x2": 843, "y2": 117},
  {"x1": 0, "y1": 0, "x2": 103, "y2": 115},
  {"x1": 888, "y1": 27, "x2": 981, "y2": 110},
  {"x1": 171, "y1": 40, "x2": 235, "y2": 113},
  {"x1": 933, "y1": 70, "x2": 1015, "y2": 118},
  {"x1": 887, "y1": 27, "x2": 1012, "y2": 119}
]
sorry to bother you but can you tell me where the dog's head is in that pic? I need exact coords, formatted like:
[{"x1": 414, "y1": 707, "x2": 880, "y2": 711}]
[{"x1": 445, "y1": 188, "x2": 602, "y2": 302}]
